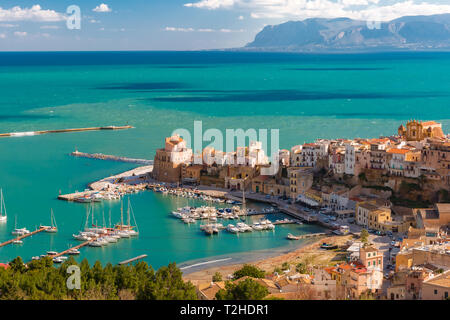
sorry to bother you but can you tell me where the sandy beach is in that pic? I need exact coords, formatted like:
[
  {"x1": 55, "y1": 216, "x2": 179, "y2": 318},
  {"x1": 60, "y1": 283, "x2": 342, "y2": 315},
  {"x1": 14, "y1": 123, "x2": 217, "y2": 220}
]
[{"x1": 183, "y1": 234, "x2": 353, "y2": 286}]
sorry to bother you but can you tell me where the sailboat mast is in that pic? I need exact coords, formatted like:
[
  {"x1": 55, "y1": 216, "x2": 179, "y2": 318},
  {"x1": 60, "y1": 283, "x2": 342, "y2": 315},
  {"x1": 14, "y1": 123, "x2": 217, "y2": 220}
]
[
  {"x1": 120, "y1": 200, "x2": 124, "y2": 228},
  {"x1": 127, "y1": 198, "x2": 131, "y2": 227}
]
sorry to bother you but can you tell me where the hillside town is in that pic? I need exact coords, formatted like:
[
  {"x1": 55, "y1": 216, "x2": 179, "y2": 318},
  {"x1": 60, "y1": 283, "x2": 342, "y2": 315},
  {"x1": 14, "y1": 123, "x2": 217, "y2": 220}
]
[{"x1": 152, "y1": 120, "x2": 450, "y2": 300}]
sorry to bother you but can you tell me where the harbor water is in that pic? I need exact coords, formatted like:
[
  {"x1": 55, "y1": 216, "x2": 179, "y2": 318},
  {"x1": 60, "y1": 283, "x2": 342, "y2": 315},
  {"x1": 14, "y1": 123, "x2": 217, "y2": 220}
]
[{"x1": 0, "y1": 51, "x2": 449, "y2": 268}]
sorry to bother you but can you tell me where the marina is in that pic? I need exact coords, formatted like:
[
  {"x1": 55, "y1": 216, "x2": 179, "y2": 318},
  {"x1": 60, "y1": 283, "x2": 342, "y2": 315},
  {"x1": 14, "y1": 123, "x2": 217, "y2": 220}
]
[{"x1": 0, "y1": 226, "x2": 49, "y2": 248}]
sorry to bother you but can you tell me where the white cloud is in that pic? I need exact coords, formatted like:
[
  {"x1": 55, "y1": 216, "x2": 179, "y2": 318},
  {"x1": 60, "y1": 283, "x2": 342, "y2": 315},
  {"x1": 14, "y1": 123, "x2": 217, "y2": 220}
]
[
  {"x1": 40, "y1": 25, "x2": 59, "y2": 29},
  {"x1": 165, "y1": 27, "x2": 195, "y2": 32},
  {"x1": 14, "y1": 31, "x2": 27, "y2": 37},
  {"x1": 238, "y1": 15, "x2": 244, "y2": 20},
  {"x1": 0, "y1": 5, "x2": 64, "y2": 22},
  {"x1": 184, "y1": 0, "x2": 450, "y2": 21},
  {"x1": 0, "y1": 23, "x2": 18, "y2": 28},
  {"x1": 90, "y1": 19, "x2": 100, "y2": 23},
  {"x1": 0, "y1": 33, "x2": 6, "y2": 39},
  {"x1": 184, "y1": 0, "x2": 236, "y2": 9},
  {"x1": 93, "y1": 4, "x2": 112, "y2": 13}
]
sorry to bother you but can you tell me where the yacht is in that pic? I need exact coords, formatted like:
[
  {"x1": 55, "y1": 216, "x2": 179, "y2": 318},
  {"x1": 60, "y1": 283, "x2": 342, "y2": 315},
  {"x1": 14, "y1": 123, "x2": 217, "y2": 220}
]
[
  {"x1": 226, "y1": 224, "x2": 239, "y2": 234},
  {"x1": 53, "y1": 257, "x2": 64, "y2": 264},
  {"x1": 44, "y1": 209, "x2": 58, "y2": 233},
  {"x1": 67, "y1": 249, "x2": 80, "y2": 255},
  {"x1": 252, "y1": 223, "x2": 264, "y2": 231},
  {"x1": 73, "y1": 233, "x2": 92, "y2": 241},
  {"x1": 11, "y1": 227, "x2": 30, "y2": 236}
]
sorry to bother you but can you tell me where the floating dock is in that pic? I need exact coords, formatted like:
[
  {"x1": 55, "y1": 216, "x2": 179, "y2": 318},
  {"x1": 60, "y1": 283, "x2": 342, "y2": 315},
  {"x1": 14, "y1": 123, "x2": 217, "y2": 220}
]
[
  {"x1": 0, "y1": 226, "x2": 48, "y2": 248},
  {"x1": 118, "y1": 254, "x2": 148, "y2": 265},
  {"x1": 0, "y1": 125, "x2": 133, "y2": 138},
  {"x1": 51, "y1": 240, "x2": 93, "y2": 258}
]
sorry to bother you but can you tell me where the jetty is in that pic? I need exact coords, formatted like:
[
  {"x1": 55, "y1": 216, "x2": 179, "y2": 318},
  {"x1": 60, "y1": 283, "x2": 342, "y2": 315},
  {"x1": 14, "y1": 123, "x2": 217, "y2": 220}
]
[
  {"x1": 51, "y1": 241, "x2": 93, "y2": 258},
  {"x1": 71, "y1": 150, "x2": 153, "y2": 165},
  {"x1": 286, "y1": 232, "x2": 328, "y2": 240},
  {"x1": 0, "y1": 125, "x2": 133, "y2": 138},
  {"x1": 0, "y1": 226, "x2": 48, "y2": 248},
  {"x1": 118, "y1": 254, "x2": 148, "y2": 265}
]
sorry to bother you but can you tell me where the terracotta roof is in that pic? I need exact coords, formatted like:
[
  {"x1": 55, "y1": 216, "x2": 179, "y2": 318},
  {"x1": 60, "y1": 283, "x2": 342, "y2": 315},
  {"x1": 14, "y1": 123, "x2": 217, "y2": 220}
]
[
  {"x1": 424, "y1": 271, "x2": 450, "y2": 288},
  {"x1": 422, "y1": 121, "x2": 439, "y2": 126},
  {"x1": 0, "y1": 263, "x2": 9, "y2": 270},
  {"x1": 387, "y1": 148, "x2": 410, "y2": 155}
]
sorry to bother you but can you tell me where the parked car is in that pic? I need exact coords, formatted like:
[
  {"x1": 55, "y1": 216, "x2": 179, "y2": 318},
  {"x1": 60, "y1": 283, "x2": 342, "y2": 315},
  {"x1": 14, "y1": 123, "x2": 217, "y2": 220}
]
[{"x1": 390, "y1": 241, "x2": 396, "y2": 246}]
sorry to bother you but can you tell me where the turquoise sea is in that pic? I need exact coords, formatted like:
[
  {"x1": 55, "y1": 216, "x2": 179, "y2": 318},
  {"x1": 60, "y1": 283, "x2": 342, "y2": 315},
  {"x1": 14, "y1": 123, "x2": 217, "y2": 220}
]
[{"x1": 0, "y1": 51, "x2": 449, "y2": 269}]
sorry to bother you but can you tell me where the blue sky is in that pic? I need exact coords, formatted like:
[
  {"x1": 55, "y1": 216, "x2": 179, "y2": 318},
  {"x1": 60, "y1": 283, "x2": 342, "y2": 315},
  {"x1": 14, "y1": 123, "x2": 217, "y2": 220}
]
[{"x1": 0, "y1": 0, "x2": 450, "y2": 51}]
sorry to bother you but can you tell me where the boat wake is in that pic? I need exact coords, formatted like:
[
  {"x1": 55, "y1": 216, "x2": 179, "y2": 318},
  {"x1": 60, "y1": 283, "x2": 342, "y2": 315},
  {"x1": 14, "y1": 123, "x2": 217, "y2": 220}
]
[{"x1": 179, "y1": 257, "x2": 232, "y2": 270}]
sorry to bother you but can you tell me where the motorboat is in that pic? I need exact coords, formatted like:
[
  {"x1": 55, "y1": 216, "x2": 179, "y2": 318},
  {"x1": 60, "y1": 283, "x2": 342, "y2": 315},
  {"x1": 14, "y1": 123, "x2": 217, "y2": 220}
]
[
  {"x1": 53, "y1": 257, "x2": 64, "y2": 264},
  {"x1": 12, "y1": 239, "x2": 23, "y2": 245},
  {"x1": 227, "y1": 224, "x2": 239, "y2": 233},
  {"x1": 252, "y1": 223, "x2": 264, "y2": 231},
  {"x1": 67, "y1": 249, "x2": 80, "y2": 255}
]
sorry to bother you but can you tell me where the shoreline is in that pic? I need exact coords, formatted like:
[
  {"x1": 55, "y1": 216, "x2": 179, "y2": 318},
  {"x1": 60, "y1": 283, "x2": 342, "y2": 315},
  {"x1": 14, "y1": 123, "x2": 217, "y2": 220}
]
[
  {"x1": 179, "y1": 236, "x2": 320, "y2": 275},
  {"x1": 182, "y1": 234, "x2": 350, "y2": 286}
]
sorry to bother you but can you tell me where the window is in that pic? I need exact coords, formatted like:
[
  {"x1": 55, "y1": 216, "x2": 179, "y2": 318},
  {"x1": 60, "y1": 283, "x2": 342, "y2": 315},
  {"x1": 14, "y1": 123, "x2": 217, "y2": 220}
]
[{"x1": 434, "y1": 290, "x2": 438, "y2": 295}]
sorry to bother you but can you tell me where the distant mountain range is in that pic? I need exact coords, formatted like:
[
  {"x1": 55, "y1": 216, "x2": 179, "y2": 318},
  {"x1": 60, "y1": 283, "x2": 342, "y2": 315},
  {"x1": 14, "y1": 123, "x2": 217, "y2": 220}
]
[{"x1": 242, "y1": 14, "x2": 450, "y2": 52}]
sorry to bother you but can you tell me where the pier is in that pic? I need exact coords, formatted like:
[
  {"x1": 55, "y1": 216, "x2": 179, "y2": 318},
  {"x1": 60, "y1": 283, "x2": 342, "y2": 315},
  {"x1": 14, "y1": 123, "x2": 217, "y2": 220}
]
[
  {"x1": 287, "y1": 232, "x2": 328, "y2": 240},
  {"x1": 0, "y1": 125, "x2": 133, "y2": 138},
  {"x1": 51, "y1": 240, "x2": 93, "y2": 258},
  {"x1": 71, "y1": 150, "x2": 153, "y2": 165},
  {"x1": 0, "y1": 227, "x2": 48, "y2": 248},
  {"x1": 118, "y1": 254, "x2": 148, "y2": 265}
]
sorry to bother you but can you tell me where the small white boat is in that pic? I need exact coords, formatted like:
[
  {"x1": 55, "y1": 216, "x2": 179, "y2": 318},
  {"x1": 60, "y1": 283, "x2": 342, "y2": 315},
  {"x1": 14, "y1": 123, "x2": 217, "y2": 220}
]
[
  {"x1": 252, "y1": 223, "x2": 264, "y2": 231},
  {"x1": 227, "y1": 224, "x2": 239, "y2": 233},
  {"x1": 32, "y1": 256, "x2": 40, "y2": 260},
  {"x1": 68, "y1": 249, "x2": 80, "y2": 255},
  {"x1": 89, "y1": 240, "x2": 104, "y2": 247},
  {"x1": 47, "y1": 251, "x2": 58, "y2": 256},
  {"x1": 53, "y1": 257, "x2": 64, "y2": 264},
  {"x1": 12, "y1": 239, "x2": 23, "y2": 245},
  {"x1": 73, "y1": 233, "x2": 92, "y2": 241}
]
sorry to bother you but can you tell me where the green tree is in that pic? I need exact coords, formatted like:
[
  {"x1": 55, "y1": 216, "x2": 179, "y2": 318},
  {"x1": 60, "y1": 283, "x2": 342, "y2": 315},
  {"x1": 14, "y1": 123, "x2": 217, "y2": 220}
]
[
  {"x1": 360, "y1": 229, "x2": 369, "y2": 244},
  {"x1": 216, "y1": 278, "x2": 269, "y2": 300},
  {"x1": 233, "y1": 265, "x2": 265, "y2": 280},
  {"x1": 296, "y1": 263, "x2": 308, "y2": 274},
  {"x1": 212, "y1": 272, "x2": 222, "y2": 282}
]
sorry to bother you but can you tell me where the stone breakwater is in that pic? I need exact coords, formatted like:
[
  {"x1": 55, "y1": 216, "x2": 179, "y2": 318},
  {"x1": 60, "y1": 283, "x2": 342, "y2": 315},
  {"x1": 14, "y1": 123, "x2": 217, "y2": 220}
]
[{"x1": 71, "y1": 150, "x2": 153, "y2": 165}]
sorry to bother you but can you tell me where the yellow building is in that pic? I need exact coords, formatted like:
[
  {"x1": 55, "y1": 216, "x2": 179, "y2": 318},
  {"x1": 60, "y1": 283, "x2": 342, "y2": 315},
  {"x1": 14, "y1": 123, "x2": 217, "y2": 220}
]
[
  {"x1": 356, "y1": 202, "x2": 391, "y2": 229},
  {"x1": 398, "y1": 120, "x2": 444, "y2": 141}
]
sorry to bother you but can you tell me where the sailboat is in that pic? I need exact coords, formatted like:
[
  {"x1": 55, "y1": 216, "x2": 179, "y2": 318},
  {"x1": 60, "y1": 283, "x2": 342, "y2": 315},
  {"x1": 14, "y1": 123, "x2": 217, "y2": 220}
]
[
  {"x1": 44, "y1": 209, "x2": 58, "y2": 233},
  {"x1": 11, "y1": 215, "x2": 30, "y2": 235},
  {"x1": 115, "y1": 198, "x2": 139, "y2": 237},
  {"x1": 0, "y1": 189, "x2": 7, "y2": 222}
]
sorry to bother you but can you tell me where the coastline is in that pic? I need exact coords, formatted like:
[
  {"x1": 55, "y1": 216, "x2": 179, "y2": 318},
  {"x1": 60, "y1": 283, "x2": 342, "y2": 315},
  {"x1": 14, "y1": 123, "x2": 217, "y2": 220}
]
[{"x1": 182, "y1": 234, "x2": 350, "y2": 286}]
